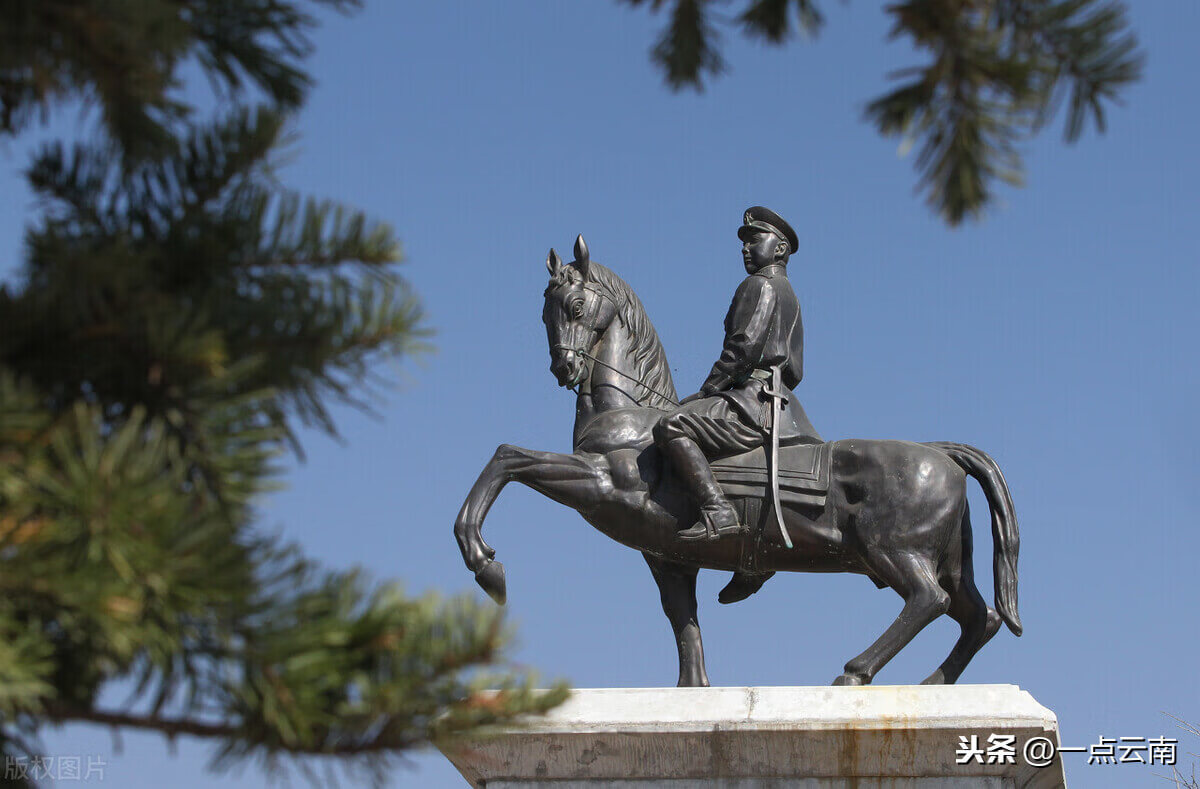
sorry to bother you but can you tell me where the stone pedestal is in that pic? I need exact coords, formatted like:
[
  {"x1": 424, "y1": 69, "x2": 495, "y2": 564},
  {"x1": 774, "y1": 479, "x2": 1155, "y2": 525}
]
[{"x1": 436, "y1": 685, "x2": 1065, "y2": 788}]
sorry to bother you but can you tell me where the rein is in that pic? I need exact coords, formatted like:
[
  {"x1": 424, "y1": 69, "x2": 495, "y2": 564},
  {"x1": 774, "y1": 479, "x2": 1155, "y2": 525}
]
[
  {"x1": 551, "y1": 342, "x2": 678, "y2": 408},
  {"x1": 550, "y1": 280, "x2": 679, "y2": 410},
  {"x1": 575, "y1": 348, "x2": 679, "y2": 408}
]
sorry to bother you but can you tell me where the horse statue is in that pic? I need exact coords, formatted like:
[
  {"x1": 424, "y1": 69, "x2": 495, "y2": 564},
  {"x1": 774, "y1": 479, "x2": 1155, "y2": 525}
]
[{"x1": 454, "y1": 237, "x2": 1021, "y2": 687}]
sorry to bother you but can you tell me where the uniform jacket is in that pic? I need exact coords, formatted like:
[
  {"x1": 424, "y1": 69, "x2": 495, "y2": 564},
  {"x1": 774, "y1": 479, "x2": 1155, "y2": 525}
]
[{"x1": 700, "y1": 264, "x2": 822, "y2": 444}]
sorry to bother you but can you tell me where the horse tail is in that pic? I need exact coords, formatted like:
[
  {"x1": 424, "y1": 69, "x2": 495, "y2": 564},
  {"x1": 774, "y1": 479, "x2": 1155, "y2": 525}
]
[{"x1": 926, "y1": 442, "x2": 1022, "y2": 636}]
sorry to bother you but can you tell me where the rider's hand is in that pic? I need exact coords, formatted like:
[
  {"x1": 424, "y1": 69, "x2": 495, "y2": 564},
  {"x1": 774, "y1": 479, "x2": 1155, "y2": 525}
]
[{"x1": 679, "y1": 392, "x2": 704, "y2": 406}]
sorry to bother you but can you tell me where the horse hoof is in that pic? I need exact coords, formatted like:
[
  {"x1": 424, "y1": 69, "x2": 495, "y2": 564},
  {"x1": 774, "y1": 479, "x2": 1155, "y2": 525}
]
[
  {"x1": 920, "y1": 670, "x2": 947, "y2": 685},
  {"x1": 984, "y1": 608, "x2": 1003, "y2": 640},
  {"x1": 832, "y1": 673, "x2": 864, "y2": 686},
  {"x1": 475, "y1": 560, "x2": 507, "y2": 605}
]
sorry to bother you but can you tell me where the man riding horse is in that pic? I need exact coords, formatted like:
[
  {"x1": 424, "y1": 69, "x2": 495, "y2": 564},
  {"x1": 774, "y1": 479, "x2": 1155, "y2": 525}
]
[
  {"x1": 456, "y1": 212, "x2": 1021, "y2": 686},
  {"x1": 653, "y1": 206, "x2": 821, "y2": 541}
]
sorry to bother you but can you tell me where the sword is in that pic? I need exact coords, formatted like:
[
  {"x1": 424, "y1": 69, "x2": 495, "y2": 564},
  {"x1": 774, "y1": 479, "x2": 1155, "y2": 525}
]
[{"x1": 762, "y1": 366, "x2": 793, "y2": 549}]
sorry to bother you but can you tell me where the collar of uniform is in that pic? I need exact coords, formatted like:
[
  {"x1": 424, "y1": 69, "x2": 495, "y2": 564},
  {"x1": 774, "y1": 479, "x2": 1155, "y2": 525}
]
[{"x1": 752, "y1": 263, "x2": 787, "y2": 278}]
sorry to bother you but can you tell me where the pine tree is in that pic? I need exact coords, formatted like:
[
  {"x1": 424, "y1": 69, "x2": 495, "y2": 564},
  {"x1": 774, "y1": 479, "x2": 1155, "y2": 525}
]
[
  {"x1": 1, "y1": 0, "x2": 359, "y2": 155},
  {"x1": 620, "y1": 0, "x2": 1143, "y2": 224},
  {"x1": 0, "y1": 3, "x2": 565, "y2": 786}
]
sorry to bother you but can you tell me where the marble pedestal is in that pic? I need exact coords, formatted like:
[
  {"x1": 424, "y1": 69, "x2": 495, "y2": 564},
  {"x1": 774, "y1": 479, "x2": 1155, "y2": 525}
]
[{"x1": 437, "y1": 685, "x2": 1065, "y2": 788}]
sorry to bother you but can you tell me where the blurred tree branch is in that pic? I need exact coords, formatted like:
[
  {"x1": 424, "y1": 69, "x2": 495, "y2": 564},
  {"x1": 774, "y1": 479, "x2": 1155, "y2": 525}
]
[
  {"x1": 621, "y1": 0, "x2": 1143, "y2": 224},
  {"x1": 0, "y1": 2, "x2": 566, "y2": 784},
  {"x1": 0, "y1": 0, "x2": 360, "y2": 156}
]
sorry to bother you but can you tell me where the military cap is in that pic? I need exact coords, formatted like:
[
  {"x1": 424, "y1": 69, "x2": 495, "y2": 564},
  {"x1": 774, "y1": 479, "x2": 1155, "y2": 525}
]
[{"x1": 737, "y1": 206, "x2": 798, "y2": 255}]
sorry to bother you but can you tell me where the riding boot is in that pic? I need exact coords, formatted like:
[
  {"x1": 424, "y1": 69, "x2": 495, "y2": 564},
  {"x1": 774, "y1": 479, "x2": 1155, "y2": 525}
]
[
  {"x1": 718, "y1": 571, "x2": 775, "y2": 604},
  {"x1": 662, "y1": 437, "x2": 744, "y2": 541}
]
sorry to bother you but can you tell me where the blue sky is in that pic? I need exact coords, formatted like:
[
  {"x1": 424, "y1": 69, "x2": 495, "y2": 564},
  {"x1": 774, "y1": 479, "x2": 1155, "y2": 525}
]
[{"x1": 2, "y1": 2, "x2": 1197, "y2": 787}]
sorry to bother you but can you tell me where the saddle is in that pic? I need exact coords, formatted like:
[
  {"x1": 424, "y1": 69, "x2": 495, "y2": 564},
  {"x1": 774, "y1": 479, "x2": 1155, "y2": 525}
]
[
  {"x1": 711, "y1": 440, "x2": 831, "y2": 510},
  {"x1": 710, "y1": 441, "x2": 830, "y2": 565}
]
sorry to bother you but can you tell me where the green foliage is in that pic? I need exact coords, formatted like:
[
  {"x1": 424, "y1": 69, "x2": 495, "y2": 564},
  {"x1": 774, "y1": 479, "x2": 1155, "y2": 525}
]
[
  {"x1": 622, "y1": 0, "x2": 1143, "y2": 224},
  {"x1": 641, "y1": 0, "x2": 728, "y2": 90},
  {"x1": 0, "y1": 0, "x2": 360, "y2": 155},
  {"x1": 9, "y1": 107, "x2": 425, "y2": 450},
  {"x1": 0, "y1": 3, "x2": 568, "y2": 781},
  {"x1": 0, "y1": 107, "x2": 565, "y2": 780}
]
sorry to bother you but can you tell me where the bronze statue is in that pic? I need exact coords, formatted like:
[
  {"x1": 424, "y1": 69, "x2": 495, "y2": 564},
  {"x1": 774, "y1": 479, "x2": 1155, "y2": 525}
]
[
  {"x1": 654, "y1": 207, "x2": 820, "y2": 543},
  {"x1": 455, "y1": 207, "x2": 1021, "y2": 687}
]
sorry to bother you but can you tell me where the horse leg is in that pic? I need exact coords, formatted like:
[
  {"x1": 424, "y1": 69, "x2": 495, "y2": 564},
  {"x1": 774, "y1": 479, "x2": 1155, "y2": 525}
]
[
  {"x1": 644, "y1": 554, "x2": 709, "y2": 687},
  {"x1": 920, "y1": 579, "x2": 1002, "y2": 685},
  {"x1": 921, "y1": 502, "x2": 1004, "y2": 685},
  {"x1": 455, "y1": 444, "x2": 610, "y2": 602},
  {"x1": 833, "y1": 551, "x2": 950, "y2": 686}
]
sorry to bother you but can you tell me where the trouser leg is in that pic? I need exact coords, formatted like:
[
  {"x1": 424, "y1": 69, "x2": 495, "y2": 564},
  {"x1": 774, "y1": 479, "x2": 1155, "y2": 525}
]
[
  {"x1": 653, "y1": 396, "x2": 761, "y2": 541},
  {"x1": 661, "y1": 436, "x2": 729, "y2": 509},
  {"x1": 659, "y1": 436, "x2": 745, "y2": 540}
]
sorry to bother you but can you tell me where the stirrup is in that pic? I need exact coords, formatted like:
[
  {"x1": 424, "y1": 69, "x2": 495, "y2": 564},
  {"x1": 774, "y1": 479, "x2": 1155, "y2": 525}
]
[{"x1": 678, "y1": 504, "x2": 745, "y2": 542}]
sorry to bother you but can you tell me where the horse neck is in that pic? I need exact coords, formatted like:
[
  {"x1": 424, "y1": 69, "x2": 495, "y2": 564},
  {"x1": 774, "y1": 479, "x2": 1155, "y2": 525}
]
[{"x1": 579, "y1": 269, "x2": 678, "y2": 415}]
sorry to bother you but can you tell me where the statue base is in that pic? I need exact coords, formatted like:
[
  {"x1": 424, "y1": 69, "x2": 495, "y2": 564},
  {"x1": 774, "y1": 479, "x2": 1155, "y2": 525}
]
[{"x1": 436, "y1": 685, "x2": 1065, "y2": 788}]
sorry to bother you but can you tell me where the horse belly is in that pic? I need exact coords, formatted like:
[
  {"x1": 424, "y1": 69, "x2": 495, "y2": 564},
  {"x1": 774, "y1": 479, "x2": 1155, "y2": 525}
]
[{"x1": 750, "y1": 497, "x2": 853, "y2": 572}]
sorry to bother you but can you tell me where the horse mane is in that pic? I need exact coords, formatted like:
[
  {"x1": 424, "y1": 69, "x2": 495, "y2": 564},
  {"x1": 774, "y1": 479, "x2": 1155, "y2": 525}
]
[{"x1": 548, "y1": 262, "x2": 679, "y2": 411}]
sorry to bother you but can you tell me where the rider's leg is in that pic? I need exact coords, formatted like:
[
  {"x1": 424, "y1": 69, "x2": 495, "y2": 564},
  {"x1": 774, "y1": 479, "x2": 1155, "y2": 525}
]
[
  {"x1": 652, "y1": 402, "x2": 758, "y2": 540},
  {"x1": 659, "y1": 435, "x2": 742, "y2": 539},
  {"x1": 718, "y1": 570, "x2": 775, "y2": 604}
]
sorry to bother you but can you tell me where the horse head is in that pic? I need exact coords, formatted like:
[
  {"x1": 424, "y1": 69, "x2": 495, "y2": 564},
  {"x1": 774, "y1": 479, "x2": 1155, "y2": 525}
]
[{"x1": 542, "y1": 235, "x2": 618, "y2": 389}]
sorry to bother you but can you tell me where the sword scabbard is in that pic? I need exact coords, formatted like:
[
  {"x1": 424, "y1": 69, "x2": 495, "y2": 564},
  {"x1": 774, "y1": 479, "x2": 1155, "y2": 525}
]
[{"x1": 766, "y1": 366, "x2": 793, "y2": 549}]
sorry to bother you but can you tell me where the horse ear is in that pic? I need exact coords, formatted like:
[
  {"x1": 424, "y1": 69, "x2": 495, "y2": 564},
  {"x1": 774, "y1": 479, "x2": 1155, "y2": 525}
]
[
  {"x1": 546, "y1": 248, "x2": 562, "y2": 276},
  {"x1": 574, "y1": 234, "x2": 590, "y2": 280}
]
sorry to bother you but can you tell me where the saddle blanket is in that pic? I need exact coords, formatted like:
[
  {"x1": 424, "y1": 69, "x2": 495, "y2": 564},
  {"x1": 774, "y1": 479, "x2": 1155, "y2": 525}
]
[{"x1": 711, "y1": 441, "x2": 830, "y2": 510}]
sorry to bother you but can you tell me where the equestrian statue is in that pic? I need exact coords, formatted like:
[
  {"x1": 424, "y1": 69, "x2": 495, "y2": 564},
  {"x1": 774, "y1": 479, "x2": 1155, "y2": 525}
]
[{"x1": 454, "y1": 207, "x2": 1021, "y2": 687}]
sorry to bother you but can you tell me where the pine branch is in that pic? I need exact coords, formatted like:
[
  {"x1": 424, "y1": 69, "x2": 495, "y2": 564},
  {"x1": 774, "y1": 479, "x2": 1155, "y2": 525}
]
[
  {"x1": 622, "y1": 0, "x2": 1142, "y2": 223},
  {"x1": 863, "y1": 0, "x2": 1141, "y2": 223},
  {"x1": 0, "y1": 376, "x2": 565, "y2": 775},
  {"x1": 43, "y1": 704, "x2": 430, "y2": 755},
  {"x1": 0, "y1": 1, "x2": 362, "y2": 155},
  {"x1": 739, "y1": 0, "x2": 823, "y2": 43},
  {"x1": 0, "y1": 2, "x2": 565, "y2": 781},
  {"x1": 47, "y1": 703, "x2": 243, "y2": 743},
  {"x1": 10, "y1": 107, "x2": 426, "y2": 450},
  {"x1": 649, "y1": 0, "x2": 727, "y2": 90},
  {"x1": 0, "y1": 102, "x2": 544, "y2": 778}
]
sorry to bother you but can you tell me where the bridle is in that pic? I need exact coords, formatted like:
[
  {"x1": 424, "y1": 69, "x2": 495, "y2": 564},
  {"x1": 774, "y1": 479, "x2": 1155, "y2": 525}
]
[{"x1": 550, "y1": 283, "x2": 679, "y2": 409}]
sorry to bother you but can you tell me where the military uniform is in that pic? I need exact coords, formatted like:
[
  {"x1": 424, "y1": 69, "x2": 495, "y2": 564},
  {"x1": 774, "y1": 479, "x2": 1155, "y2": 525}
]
[
  {"x1": 655, "y1": 261, "x2": 821, "y2": 455},
  {"x1": 654, "y1": 207, "x2": 820, "y2": 542}
]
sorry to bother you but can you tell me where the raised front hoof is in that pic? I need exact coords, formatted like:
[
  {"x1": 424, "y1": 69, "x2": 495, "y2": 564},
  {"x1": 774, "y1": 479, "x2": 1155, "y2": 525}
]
[
  {"x1": 475, "y1": 560, "x2": 507, "y2": 605},
  {"x1": 920, "y1": 669, "x2": 948, "y2": 685},
  {"x1": 832, "y1": 673, "x2": 866, "y2": 686},
  {"x1": 985, "y1": 608, "x2": 1004, "y2": 641}
]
